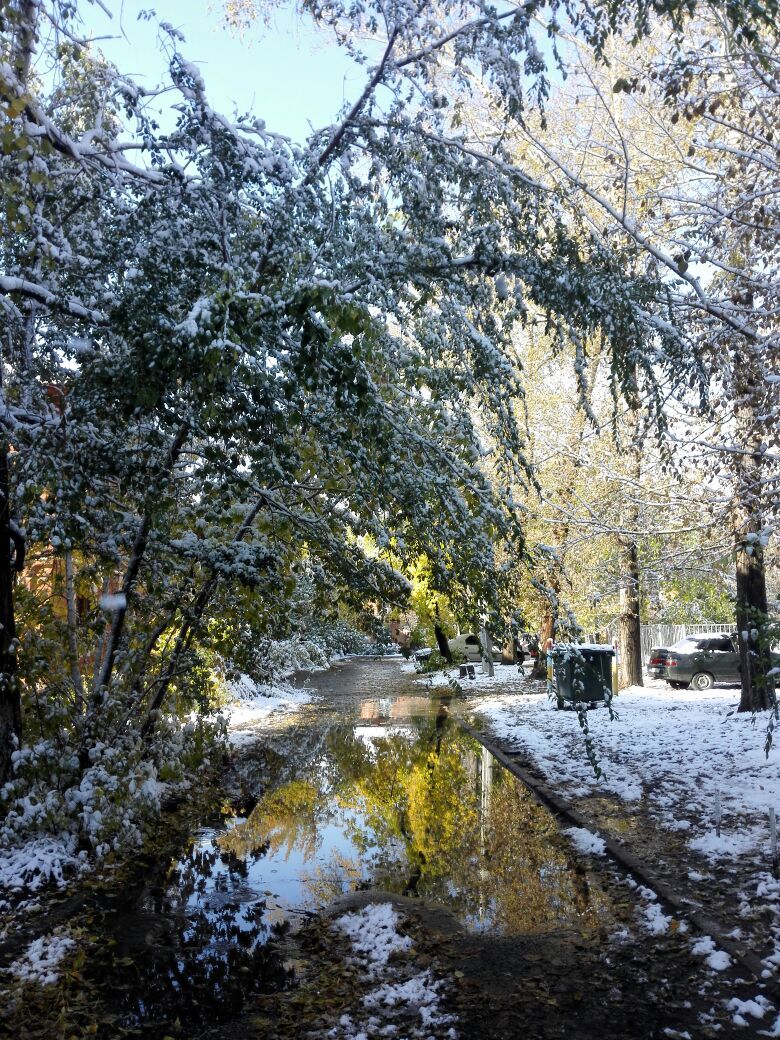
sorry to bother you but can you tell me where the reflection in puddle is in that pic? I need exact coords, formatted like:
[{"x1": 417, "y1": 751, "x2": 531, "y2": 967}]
[
  {"x1": 94, "y1": 669, "x2": 613, "y2": 1036},
  {"x1": 219, "y1": 709, "x2": 610, "y2": 937},
  {"x1": 98, "y1": 838, "x2": 291, "y2": 1034}
]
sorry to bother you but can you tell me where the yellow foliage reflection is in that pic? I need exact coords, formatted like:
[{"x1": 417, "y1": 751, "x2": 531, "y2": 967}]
[
  {"x1": 474, "y1": 762, "x2": 610, "y2": 935},
  {"x1": 326, "y1": 718, "x2": 481, "y2": 893},
  {"x1": 216, "y1": 715, "x2": 613, "y2": 937},
  {"x1": 219, "y1": 778, "x2": 322, "y2": 861}
]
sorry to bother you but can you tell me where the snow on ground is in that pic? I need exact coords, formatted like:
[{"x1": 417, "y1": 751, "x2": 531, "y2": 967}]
[
  {"x1": 455, "y1": 668, "x2": 779, "y2": 867},
  {"x1": 691, "y1": 935, "x2": 732, "y2": 972},
  {"x1": 454, "y1": 662, "x2": 528, "y2": 690},
  {"x1": 419, "y1": 662, "x2": 527, "y2": 690},
  {"x1": 9, "y1": 931, "x2": 76, "y2": 986},
  {"x1": 336, "y1": 901, "x2": 413, "y2": 977},
  {"x1": 726, "y1": 995, "x2": 773, "y2": 1028},
  {"x1": 328, "y1": 902, "x2": 457, "y2": 1039},
  {"x1": 421, "y1": 671, "x2": 453, "y2": 688},
  {"x1": 418, "y1": 662, "x2": 780, "y2": 980},
  {"x1": 223, "y1": 674, "x2": 315, "y2": 745},
  {"x1": 564, "y1": 825, "x2": 607, "y2": 856}
]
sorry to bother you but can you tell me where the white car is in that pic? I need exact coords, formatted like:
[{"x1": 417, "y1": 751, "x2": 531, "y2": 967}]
[{"x1": 448, "y1": 633, "x2": 502, "y2": 663}]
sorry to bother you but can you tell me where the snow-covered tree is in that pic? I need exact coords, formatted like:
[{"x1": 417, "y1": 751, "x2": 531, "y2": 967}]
[
  {"x1": 1, "y1": 0, "x2": 768, "y2": 851},
  {"x1": 479, "y1": 7, "x2": 779, "y2": 708}
]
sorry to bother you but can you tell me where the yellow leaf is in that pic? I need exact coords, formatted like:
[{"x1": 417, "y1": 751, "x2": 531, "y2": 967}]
[{"x1": 7, "y1": 95, "x2": 28, "y2": 117}]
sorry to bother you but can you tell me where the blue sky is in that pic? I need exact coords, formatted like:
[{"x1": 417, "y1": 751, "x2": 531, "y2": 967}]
[{"x1": 78, "y1": 0, "x2": 365, "y2": 141}]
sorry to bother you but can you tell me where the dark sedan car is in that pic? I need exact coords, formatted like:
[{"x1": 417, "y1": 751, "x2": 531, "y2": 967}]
[{"x1": 647, "y1": 633, "x2": 740, "y2": 690}]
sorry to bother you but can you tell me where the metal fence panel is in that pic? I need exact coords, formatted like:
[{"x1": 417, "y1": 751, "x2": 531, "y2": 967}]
[
  {"x1": 603, "y1": 621, "x2": 734, "y2": 662},
  {"x1": 640, "y1": 623, "x2": 733, "y2": 661}
]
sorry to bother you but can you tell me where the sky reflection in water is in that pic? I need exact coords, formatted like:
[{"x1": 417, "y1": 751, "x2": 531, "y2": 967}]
[
  {"x1": 102, "y1": 676, "x2": 614, "y2": 1034},
  {"x1": 209, "y1": 703, "x2": 610, "y2": 938}
]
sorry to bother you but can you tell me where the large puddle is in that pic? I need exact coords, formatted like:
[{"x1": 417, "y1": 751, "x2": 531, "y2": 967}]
[
  {"x1": 92, "y1": 661, "x2": 616, "y2": 1034},
  {"x1": 216, "y1": 711, "x2": 610, "y2": 936}
]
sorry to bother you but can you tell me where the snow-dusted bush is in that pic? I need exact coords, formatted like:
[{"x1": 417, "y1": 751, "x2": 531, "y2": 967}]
[
  {"x1": 305, "y1": 619, "x2": 394, "y2": 658},
  {"x1": 0, "y1": 714, "x2": 224, "y2": 898},
  {"x1": 242, "y1": 622, "x2": 393, "y2": 685},
  {"x1": 254, "y1": 636, "x2": 330, "y2": 681}
]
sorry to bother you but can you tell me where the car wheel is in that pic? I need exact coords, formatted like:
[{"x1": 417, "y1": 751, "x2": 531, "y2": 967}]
[
  {"x1": 691, "y1": 672, "x2": 714, "y2": 691},
  {"x1": 668, "y1": 681, "x2": 689, "y2": 689}
]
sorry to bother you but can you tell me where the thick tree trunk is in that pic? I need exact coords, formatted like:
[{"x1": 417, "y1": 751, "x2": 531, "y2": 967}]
[
  {"x1": 0, "y1": 0, "x2": 40, "y2": 788},
  {"x1": 433, "y1": 625, "x2": 452, "y2": 663},
  {"x1": 0, "y1": 444, "x2": 21, "y2": 786},
  {"x1": 618, "y1": 539, "x2": 643, "y2": 689},
  {"x1": 531, "y1": 612, "x2": 555, "y2": 679},
  {"x1": 731, "y1": 351, "x2": 775, "y2": 713},
  {"x1": 480, "y1": 625, "x2": 494, "y2": 676},
  {"x1": 735, "y1": 535, "x2": 775, "y2": 713}
]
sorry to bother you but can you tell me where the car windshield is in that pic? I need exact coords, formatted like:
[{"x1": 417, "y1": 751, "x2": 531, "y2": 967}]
[{"x1": 669, "y1": 637, "x2": 708, "y2": 652}]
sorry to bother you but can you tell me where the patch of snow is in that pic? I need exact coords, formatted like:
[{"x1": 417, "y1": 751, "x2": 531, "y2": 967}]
[
  {"x1": 642, "y1": 901, "x2": 673, "y2": 935},
  {"x1": 10, "y1": 932, "x2": 76, "y2": 986},
  {"x1": 363, "y1": 969, "x2": 457, "y2": 1029},
  {"x1": 462, "y1": 663, "x2": 526, "y2": 688},
  {"x1": 564, "y1": 826, "x2": 607, "y2": 856},
  {"x1": 416, "y1": 663, "x2": 525, "y2": 691},
  {"x1": 223, "y1": 676, "x2": 314, "y2": 744},
  {"x1": 689, "y1": 829, "x2": 764, "y2": 861},
  {"x1": 334, "y1": 902, "x2": 413, "y2": 977},
  {"x1": 423, "y1": 672, "x2": 454, "y2": 688},
  {"x1": 330, "y1": 902, "x2": 457, "y2": 1039},
  {"x1": 691, "y1": 935, "x2": 731, "y2": 971},
  {"x1": 727, "y1": 995, "x2": 771, "y2": 1025},
  {"x1": 668, "y1": 819, "x2": 692, "y2": 832}
]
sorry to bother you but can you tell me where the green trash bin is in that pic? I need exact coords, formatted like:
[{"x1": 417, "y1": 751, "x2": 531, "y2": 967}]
[{"x1": 551, "y1": 644, "x2": 616, "y2": 709}]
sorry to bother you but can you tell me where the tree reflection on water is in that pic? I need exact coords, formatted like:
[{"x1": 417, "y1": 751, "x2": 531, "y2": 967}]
[
  {"x1": 96, "y1": 836, "x2": 291, "y2": 1036},
  {"x1": 220, "y1": 711, "x2": 610, "y2": 936}
]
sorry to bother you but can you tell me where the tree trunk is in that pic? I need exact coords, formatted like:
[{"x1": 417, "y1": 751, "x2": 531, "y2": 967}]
[
  {"x1": 434, "y1": 625, "x2": 452, "y2": 663},
  {"x1": 502, "y1": 634, "x2": 516, "y2": 665},
  {"x1": 0, "y1": 443, "x2": 21, "y2": 786},
  {"x1": 617, "y1": 382, "x2": 643, "y2": 690},
  {"x1": 732, "y1": 350, "x2": 775, "y2": 713},
  {"x1": 64, "y1": 549, "x2": 86, "y2": 714},
  {"x1": 735, "y1": 535, "x2": 775, "y2": 713},
  {"x1": 480, "y1": 625, "x2": 494, "y2": 676},
  {"x1": 0, "y1": 0, "x2": 40, "y2": 788},
  {"x1": 531, "y1": 611, "x2": 555, "y2": 679},
  {"x1": 12, "y1": 0, "x2": 40, "y2": 83},
  {"x1": 618, "y1": 539, "x2": 643, "y2": 689}
]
